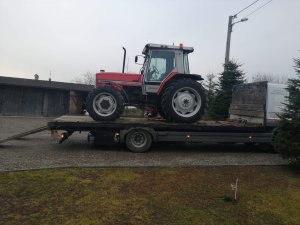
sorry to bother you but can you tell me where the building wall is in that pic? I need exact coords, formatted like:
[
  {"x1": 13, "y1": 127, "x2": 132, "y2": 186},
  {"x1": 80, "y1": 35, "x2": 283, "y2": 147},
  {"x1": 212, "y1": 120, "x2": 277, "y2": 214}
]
[
  {"x1": 0, "y1": 85, "x2": 71, "y2": 116},
  {"x1": 69, "y1": 90, "x2": 88, "y2": 115}
]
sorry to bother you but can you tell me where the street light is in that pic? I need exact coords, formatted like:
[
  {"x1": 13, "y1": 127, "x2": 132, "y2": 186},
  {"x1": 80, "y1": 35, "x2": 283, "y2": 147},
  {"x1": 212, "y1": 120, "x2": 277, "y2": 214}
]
[{"x1": 224, "y1": 16, "x2": 248, "y2": 64}]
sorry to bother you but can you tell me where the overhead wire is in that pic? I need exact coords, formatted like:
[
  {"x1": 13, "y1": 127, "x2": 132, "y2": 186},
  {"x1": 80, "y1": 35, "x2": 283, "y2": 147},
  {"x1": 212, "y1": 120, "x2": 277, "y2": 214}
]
[
  {"x1": 233, "y1": 0, "x2": 261, "y2": 17},
  {"x1": 244, "y1": 0, "x2": 274, "y2": 18}
]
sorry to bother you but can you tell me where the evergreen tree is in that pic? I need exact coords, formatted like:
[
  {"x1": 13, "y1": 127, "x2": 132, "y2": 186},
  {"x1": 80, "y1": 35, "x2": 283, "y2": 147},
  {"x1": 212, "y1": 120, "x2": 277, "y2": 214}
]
[
  {"x1": 273, "y1": 58, "x2": 300, "y2": 166},
  {"x1": 204, "y1": 73, "x2": 217, "y2": 107},
  {"x1": 209, "y1": 61, "x2": 245, "y2": 120}
]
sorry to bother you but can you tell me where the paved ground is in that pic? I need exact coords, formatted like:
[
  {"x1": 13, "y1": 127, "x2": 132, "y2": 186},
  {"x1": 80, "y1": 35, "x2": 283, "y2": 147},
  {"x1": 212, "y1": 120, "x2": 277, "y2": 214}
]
[
  {"x1": 0, "y1": 116, "x2": 54, "y2": 140},
  {"x1": 0, "y1": 116, "x2": 287, "y2": 171}
]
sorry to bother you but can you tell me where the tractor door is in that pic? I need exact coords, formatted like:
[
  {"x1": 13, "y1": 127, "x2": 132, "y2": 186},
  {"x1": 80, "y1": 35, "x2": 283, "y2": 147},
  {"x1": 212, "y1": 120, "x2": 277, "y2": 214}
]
[{"x1": 143, "y1": 50, "x2": 177, "y2": 94}]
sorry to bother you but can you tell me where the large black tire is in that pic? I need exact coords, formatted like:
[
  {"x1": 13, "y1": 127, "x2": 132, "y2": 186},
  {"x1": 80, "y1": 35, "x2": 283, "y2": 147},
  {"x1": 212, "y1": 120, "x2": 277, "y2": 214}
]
[
  {"x1": 156, "y1": 96, "x2": 166, "y2": 119},
  {"x1": 125, "y1": 129, "x2": 152, "y2": 153},
  {"x1": 161, "y1": 78, "x2": 206, "y2": 123},
  {"x1": 86, "y1": 86, "x2": 124, "y2": 121}
]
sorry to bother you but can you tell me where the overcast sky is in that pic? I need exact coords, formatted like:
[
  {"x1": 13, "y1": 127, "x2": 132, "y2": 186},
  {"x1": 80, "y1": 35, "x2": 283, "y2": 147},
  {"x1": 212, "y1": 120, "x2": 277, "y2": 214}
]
[{"x1": 0, "y1": 0, "x2": 299, "y2": 83}]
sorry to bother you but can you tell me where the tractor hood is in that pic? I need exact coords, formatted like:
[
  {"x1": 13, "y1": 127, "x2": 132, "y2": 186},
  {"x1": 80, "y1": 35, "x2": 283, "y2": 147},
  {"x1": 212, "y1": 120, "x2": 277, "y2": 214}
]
[{"x1": 96, "y1": 72, "x2": 143, "y2": 86}]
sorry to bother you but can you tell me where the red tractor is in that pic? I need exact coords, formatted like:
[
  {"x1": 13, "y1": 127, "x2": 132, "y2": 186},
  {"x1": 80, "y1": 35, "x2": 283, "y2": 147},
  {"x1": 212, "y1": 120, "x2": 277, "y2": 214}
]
[{"x1": 86, "y1": 43, "x2": 207, "y2": 123}]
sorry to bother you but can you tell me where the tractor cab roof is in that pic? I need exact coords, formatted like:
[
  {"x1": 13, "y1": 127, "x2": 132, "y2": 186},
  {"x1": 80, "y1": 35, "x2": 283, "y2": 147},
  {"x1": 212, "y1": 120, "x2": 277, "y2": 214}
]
[{"x1": 142, "y1": 43, "x2": 194, "y2": 55}]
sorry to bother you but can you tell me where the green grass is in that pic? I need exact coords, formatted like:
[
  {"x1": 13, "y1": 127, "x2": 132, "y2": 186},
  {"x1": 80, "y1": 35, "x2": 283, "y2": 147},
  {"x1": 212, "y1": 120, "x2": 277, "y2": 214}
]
[{"x1": 0, "y1": 166, "x2": 300, "y2": 225}]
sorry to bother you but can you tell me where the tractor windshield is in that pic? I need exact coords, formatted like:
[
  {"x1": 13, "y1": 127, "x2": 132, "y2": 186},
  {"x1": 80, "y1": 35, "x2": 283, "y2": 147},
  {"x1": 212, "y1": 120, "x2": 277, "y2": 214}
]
[{"x1": 146, "y1": 50, "x2": 176, "y2": 82}]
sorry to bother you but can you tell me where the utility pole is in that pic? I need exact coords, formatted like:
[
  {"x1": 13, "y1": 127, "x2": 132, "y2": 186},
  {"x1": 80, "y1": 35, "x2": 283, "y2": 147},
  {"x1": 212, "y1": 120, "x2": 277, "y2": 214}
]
[
  {"x1": 224, "y1": 16, "x2": 248, "y2": 65},
  {"x1": 225, "y1": 16, "x2": 234, "y2": 65}
]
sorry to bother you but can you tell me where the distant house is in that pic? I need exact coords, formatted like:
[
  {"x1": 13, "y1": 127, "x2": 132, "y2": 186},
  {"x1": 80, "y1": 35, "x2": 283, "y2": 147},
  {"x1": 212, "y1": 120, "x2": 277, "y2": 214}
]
[{"x1": 0, "y1": 76, "x2": 94, "y2": 117}]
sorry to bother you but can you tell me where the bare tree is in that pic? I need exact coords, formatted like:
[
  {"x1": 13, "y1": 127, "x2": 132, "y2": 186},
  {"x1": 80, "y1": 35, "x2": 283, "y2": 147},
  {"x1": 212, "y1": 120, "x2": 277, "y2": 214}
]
[
  {"x1": 73, "y1": 71, "x2": 96, "y2": 85},
  {"x1": 252, "y1": 73, "x2": 287, "y2": 84}
]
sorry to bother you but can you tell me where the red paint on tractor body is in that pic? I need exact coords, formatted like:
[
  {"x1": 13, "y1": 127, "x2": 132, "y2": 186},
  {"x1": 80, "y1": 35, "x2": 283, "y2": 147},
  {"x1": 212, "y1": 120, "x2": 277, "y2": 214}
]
[
  {"x1": 157, "y1": 72, "x2": 178, "y2": 95},
  {"x1": 96, "y1": 72, "x2": 143, "y2": 87},
  {"x1": 156, "y1": 72, "x2": 204, "y2": 95}
]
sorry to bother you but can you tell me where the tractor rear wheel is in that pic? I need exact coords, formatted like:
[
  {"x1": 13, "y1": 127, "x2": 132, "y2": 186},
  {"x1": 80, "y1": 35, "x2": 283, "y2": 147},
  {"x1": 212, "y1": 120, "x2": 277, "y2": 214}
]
[
  {"x1": 161, "y1": 78, "x2": 206, "y2": 123},
  {"x1": 86, "y1": 86, "x2": 124, "y2": 121},
  {"x1": 156, "y1": 97, "x2": 166, "y2": 119}
]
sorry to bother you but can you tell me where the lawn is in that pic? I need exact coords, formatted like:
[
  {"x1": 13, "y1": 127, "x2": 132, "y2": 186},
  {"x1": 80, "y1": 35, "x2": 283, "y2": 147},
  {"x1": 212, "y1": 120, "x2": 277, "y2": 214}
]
[{"x1": 0, "y1": 166, "x2": 300, "y2": 225}]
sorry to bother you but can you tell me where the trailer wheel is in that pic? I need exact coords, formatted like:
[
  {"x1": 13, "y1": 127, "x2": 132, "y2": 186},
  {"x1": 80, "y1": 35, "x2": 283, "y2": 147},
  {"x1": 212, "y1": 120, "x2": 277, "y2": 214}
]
[
  {"x1": 126, "y1": 129, "x2": 152, "y2": 153},
  {"x1": 86, "y1": 86, "x2": 124, "y2": 121}
]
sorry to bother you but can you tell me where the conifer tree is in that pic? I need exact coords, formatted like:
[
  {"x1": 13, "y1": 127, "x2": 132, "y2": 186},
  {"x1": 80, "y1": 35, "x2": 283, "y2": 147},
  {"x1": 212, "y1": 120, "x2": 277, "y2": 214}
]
[
  {"x1": 209, "y1": 61, "x2": 245, "y2": 120},
  {"x1": 204, "y1": 73, "x2": 217, "y2": 107},
  {"x1": 273, "y1": 58, "x2": 300, "y2": 165}
]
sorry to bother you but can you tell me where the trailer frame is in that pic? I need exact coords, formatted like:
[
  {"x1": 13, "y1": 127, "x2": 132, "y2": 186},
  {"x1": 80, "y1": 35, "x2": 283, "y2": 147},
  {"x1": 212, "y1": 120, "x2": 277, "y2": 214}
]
[{"x1": 47, "y1": 116, "x2": 276, "y2": 153}]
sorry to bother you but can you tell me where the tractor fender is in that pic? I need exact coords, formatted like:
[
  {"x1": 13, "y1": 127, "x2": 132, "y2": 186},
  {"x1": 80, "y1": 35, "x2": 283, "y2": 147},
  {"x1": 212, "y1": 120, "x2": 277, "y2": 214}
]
[
  {"x1": 97, "y1": 81, "x2": 130, "y2": 103},
  {"x1": 157, "y1": 72, "x2": 204, "y2": 95}
]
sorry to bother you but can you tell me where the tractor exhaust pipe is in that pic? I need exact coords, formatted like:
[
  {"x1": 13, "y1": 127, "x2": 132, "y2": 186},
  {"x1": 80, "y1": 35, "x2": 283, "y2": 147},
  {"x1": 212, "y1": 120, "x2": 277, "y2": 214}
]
[{"x1": 122, "y1": 47, "x2": 126, "y2": 73}]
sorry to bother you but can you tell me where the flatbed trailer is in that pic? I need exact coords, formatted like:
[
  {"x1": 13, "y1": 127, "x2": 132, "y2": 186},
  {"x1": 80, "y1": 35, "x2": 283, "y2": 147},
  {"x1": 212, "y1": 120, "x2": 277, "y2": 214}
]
[{"x1": 47, "y1": 115, "x2": 276, "y2": 153}]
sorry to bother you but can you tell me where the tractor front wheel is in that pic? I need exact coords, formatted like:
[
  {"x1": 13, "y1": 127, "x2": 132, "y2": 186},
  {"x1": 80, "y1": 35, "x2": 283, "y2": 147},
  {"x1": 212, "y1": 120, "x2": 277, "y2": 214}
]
[
  {"x1": 86, "y1": 86, "x2": 124, "y2": 121},
  {"x1": 161, "y1": 78, "x2": 206, "y2": 123}
]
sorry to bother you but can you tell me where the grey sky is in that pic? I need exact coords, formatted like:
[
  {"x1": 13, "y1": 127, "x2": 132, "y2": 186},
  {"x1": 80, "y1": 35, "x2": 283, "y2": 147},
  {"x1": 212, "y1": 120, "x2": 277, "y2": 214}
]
[{"x1": 0, "y1": 0, "x2": 299, "y2": 82}]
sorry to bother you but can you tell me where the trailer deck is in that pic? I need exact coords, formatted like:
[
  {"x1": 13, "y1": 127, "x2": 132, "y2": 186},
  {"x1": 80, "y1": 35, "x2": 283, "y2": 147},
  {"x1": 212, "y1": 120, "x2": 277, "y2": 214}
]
[
  {"x1": 48, "y1": 116, "x2": 273, "y2": 132},
  {"x1": 48, "y1": 116, "x2": 275, "y2": 152}
]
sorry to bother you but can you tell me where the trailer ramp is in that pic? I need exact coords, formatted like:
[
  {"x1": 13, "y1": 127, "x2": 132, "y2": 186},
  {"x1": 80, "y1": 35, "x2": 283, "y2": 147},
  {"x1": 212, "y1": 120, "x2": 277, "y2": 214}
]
[{"x1": 0, "y1": 126, "x2": 47, "y2": 144}]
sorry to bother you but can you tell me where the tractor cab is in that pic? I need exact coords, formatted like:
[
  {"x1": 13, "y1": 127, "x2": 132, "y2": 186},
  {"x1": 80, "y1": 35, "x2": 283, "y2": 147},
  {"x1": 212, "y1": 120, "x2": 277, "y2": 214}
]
[{"x1": 136, "y1": 43, "x2": 194, "y2": 94}]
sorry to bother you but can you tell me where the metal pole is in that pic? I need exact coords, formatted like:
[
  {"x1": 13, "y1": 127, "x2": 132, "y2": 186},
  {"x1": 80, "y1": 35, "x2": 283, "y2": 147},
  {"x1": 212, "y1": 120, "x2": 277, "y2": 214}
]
[
  {"x1": 122, "y1": 47, "x2": 126, "y2": 73},
  {"x1": 225, "y1": 16, "x2": 233, "y2": 65}
]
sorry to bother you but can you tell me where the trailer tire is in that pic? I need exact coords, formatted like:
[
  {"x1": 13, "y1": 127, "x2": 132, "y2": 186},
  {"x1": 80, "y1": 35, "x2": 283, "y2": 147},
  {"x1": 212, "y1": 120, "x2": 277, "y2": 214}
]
[
  {"x1": 125, "y1": 129, "x2": 152, "y2": 153},
  {"x1": 161, "y1": 78, "x2": 206, "y2": 123},
  {"x1": 86, "y1": 86, "x2": 124, "y2": 121}
]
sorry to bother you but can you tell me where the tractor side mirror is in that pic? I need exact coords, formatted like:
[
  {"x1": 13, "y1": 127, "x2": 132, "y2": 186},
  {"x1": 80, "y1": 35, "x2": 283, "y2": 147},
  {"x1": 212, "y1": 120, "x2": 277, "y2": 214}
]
[{"x1": 135, "y1": 55, "x2": 144, "y2": 65}]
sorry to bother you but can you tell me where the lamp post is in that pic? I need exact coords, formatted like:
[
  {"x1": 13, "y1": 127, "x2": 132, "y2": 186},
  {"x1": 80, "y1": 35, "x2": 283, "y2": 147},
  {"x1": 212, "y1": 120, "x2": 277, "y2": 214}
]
[{"x1": 225, "y1": 16, "x2": 248, "y2": 64}]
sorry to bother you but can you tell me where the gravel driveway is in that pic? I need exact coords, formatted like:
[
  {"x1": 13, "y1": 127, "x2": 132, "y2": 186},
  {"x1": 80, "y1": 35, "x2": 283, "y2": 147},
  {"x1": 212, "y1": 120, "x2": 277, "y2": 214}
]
[{"x1": 0, "y1": 116, "x2": 287, "y2": 171}]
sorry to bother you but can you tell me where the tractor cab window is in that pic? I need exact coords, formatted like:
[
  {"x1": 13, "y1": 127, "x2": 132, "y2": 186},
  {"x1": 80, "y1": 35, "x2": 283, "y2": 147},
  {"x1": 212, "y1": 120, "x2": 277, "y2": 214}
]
[
  {"x1": 184, "y1": 53, "x2": 190, "y2": 74},
  {"x1": 146, "y1": 50, "x2": 176, "y2": 82}
]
